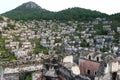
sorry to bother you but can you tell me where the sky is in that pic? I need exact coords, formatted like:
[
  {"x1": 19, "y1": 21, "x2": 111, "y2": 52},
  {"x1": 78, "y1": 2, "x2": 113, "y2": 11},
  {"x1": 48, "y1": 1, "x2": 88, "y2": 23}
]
[{"x1": 0, "y1": 0, "x2": 120, "y2": 14}]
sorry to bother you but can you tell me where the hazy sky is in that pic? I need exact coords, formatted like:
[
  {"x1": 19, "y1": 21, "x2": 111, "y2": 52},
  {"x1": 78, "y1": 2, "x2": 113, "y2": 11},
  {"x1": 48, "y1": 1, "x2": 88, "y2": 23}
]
[{"x1": 0, "y1": 0, "x2": 120, "y2": 14}]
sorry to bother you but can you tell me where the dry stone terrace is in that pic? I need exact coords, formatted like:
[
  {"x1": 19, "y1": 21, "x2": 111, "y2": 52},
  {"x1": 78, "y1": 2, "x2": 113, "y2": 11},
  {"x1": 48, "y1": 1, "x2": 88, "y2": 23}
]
[
  {"x1": 0, "y1": 53, "x2": 62, "y2": 69},
  {"x1": 0, "y1": 54, "x2": 48, "y2": 68},
  {"x1": 0, "y1": 59, "x2": 42, "y2": 68}
]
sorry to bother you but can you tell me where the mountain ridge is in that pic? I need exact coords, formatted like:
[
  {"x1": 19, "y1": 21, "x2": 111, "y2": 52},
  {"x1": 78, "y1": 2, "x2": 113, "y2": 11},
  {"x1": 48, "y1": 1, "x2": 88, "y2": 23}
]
[{"x1": 1, "y1": 1, "x2": 114, "y2": 21}]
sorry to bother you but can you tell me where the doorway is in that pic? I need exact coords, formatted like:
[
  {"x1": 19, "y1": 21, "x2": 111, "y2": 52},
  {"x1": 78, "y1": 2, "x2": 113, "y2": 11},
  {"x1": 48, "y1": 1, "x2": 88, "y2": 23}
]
[
  {"x1": 87, "y1": 69, "x2": 90, "y2": 75},
  {"x1": 112, "y1": 72, "x2": 117, "y2": 80}
]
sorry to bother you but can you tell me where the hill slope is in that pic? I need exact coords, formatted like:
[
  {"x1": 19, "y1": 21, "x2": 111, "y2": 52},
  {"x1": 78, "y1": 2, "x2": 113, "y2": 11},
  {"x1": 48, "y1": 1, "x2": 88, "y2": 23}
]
[
  {"x1": 2, "y1": 1, "x2": 54, "y2": 20},
  {"x1": 110, "y1": 13, "x2": 120, "y2": 22},
  {"x1": 2, "y1": 1, "x2": 108, "y2": 21},
  {"x1": 55, "y1": 7, "x2": 107, "y2": 21}
]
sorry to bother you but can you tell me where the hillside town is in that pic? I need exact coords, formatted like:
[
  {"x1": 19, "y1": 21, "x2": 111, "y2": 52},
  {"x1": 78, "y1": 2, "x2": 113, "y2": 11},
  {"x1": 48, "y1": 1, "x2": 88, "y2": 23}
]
[{"x1": 0, "y1": 16, "x2": 120, "y2": 80}]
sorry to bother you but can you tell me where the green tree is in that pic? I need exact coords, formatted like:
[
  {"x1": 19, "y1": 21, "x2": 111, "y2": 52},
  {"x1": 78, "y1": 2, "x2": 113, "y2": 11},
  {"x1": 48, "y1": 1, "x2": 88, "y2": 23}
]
[
  {"x1": 101, "y1": 47, "x2": 109, "y2": 52},
  {"x1": 80, "y1": 40, "x2": 89, "y2": 47},
  {"x1": 25, "y1": 75, "x2": 32, "y2": 80},
  {"x1": 0, "y1": 16, "x2": 3, "y2": 21}
]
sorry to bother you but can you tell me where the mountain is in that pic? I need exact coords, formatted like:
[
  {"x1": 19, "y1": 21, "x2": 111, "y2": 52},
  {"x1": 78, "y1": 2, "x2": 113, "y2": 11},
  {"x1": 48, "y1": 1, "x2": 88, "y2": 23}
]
[
  {"x1": 2, "y1": 1, "x2": 108, "y2": 21},
  {"x1": 55, "y1": 7, "x2": 107, "y2": 21},
  {"x1": 2, "y1": 1, "x2": 53, "y2": 20}
]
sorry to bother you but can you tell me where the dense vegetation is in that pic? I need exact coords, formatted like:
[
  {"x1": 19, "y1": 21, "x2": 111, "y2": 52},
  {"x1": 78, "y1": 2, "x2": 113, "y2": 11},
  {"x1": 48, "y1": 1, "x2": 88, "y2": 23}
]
[
  {"x1": 55, "y1": 8, "x2": 107, "y2": 21},
  {"x1": 2, "y1": 2, "x2": 108, "y2": 21},
  {"x1": 110, "y1": 13, "x2": 120, "y2": 22},
  {"x1": 0, "y1": 16, "x2": 3, "y2": 21},
  {"x1": 1, "y1": 2, "x2": 120, "y2": 22}
]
